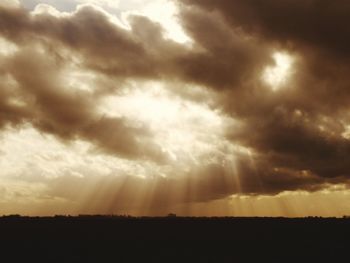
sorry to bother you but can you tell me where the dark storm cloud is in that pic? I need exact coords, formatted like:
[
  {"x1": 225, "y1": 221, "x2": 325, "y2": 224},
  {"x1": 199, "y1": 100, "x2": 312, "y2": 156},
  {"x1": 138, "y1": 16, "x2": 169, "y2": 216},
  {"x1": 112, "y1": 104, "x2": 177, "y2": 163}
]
[
  {"x1": 180, "y1": 0, "x2": 350, "y2": 112},
  {"x1": 1, "y1": 1, "x2": 350, "y2": 203},
  {"x1": 179, "y1": 1, "x2": 350, "y2": 172},
  {"x1": 231, "y1": 112, "x2": 350, "y2": 178},
  {"x1": 180, "y1": 0, "x2": 350, "y2": 56},
  {"x1": 173, "y1": 6, "x2": 272, "y2": 89}
]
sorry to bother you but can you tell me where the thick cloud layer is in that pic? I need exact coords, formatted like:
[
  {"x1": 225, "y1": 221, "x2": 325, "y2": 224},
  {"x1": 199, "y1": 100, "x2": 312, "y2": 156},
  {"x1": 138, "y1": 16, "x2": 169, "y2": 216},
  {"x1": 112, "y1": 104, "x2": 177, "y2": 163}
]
[
  {"x1": 182, "y1": 0, "x2": 350, "y2": 56},
  {"x1": 180, "y1": 0, "x2": 350, "y2": 180},
  {"x1": 0, "y1": 0, "x2": 350, "y2": 213}
]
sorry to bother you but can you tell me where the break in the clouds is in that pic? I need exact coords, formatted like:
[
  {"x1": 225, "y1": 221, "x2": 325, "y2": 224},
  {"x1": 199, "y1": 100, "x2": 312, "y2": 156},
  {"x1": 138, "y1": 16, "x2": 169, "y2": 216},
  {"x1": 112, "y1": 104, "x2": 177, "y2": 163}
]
[{"x1": 0, "y1": 0, "x2": 350, "y2": 216}]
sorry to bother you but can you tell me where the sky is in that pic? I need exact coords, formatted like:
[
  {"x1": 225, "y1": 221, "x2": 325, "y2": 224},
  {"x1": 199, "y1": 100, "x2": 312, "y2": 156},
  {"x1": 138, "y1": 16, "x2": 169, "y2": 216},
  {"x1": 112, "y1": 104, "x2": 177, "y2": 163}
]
[{"x1": 0, "y1": 0, "x2": 350, "y2": 217}]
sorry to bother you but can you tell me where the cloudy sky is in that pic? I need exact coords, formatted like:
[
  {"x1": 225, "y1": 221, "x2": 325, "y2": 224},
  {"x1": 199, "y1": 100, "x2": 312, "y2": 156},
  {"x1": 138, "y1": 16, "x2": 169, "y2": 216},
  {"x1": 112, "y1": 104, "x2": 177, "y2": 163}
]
[{"x1": 0, "y1": 0, "x2": 350, "y2": 217}]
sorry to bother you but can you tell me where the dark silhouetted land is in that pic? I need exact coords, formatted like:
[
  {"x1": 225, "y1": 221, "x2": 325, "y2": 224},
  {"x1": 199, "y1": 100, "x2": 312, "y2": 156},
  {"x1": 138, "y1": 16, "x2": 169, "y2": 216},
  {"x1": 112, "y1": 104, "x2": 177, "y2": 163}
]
[{"x1": 1, "y1": 215, "x2": 349, "y2": 262}]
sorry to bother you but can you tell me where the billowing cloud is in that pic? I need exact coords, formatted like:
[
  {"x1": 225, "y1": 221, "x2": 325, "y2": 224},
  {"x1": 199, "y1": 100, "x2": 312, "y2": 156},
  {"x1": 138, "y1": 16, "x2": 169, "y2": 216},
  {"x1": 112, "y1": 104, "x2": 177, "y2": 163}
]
[{"x1": 0, "y1": 0, "x2": 350, "y2": 216}]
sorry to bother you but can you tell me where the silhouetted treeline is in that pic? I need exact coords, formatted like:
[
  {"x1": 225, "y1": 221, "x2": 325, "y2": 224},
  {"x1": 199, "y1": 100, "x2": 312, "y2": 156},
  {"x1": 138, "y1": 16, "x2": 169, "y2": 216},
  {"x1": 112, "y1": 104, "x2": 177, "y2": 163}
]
[
  {"x1": 2, "y1": 214, "x2": 350, "y2": 220},
  {"x1": 0, "y1": 215, "x2": 349, "y2": 262}
]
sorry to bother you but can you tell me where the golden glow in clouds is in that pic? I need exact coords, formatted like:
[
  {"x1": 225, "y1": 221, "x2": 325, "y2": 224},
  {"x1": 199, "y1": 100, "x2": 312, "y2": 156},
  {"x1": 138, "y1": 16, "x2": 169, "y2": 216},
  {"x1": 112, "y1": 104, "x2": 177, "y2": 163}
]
[
  {"x1": 100, "y1": 82, "x2": 236, "y2": 165},
  {"x1": 263, "y1": 52, "x2": 294, "y2": 91}
]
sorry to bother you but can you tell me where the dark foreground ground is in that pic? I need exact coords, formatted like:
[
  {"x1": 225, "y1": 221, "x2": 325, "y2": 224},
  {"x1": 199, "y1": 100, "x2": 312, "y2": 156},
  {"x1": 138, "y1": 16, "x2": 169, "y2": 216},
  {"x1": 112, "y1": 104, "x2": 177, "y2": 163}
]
[{"x1": 0, "y1": 216, "x2": 349, "y2": 262}]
